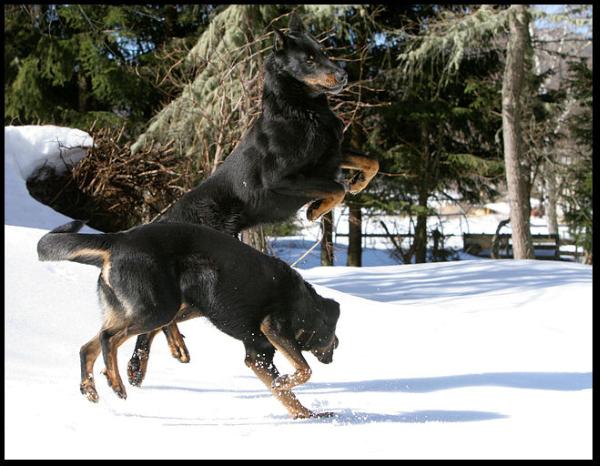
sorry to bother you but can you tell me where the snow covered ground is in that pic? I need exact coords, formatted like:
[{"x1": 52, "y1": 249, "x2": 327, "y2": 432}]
[{"x1": 4, "y1": 126, "x2": 593, "y2": 459}]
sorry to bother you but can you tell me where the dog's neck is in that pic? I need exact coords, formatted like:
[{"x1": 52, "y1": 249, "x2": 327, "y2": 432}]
[{"x1": 262, "y1": 56, "x2": 330, "y2": 119}]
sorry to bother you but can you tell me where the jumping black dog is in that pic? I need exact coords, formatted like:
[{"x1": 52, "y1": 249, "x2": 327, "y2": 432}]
[
  {"x1": 126, "y1": 11, "x2": 377, "y2": 386},
  {"x1": 38, "y1": 220, "x2": 340, "y2": 419}
]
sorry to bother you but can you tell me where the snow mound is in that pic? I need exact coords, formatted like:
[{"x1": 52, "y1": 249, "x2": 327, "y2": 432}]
[
  {"x1": 3, "y1": 125, "x2": 593, "y2": 459},
  {"x1": 4, "y1": 125, "x2": 94, "y2": 230}
]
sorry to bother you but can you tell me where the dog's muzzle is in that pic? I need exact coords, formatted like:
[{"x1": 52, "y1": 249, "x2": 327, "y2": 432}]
[
  {"x1": 327, "y1": 70, "x2": 347, "y2": 95},
  {"x1": 312, "y1": 336, "x2": 338, "y2": 364}
]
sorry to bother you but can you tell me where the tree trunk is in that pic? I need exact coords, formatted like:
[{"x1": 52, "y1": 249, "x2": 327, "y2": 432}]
[
  {"x1": 320, "y1": 211, "x2": 334, "y2": 266},
  {"x1": 347, "y1": 202, "x2": 362, "y2": 266},
  {"x1": 501, "y1": 5, "x2": 534, "y2": 259},
  {"x1": 78, "y1": 74, "x2": 88, "y2": 113},
  {"x1": 545, "y1": 166, "x2": 559, "y2": 235},
  {"x1": 414, "y1": 191, "x2": 428, "y2": 263},
  {"x1": 241, "y1": 226, "x2": 269, "y2": 254}
]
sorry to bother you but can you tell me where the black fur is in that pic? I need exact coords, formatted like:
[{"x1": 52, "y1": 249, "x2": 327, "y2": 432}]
[
  {"x1": 155, "y1": 13, "x2": 348, "y2": 234},
  {"x1": 37, "y1": 221, "x2": 340, "y2": 417},
  {"x1": 127, "y1": 12, "x2": 355, "y2": 385}
]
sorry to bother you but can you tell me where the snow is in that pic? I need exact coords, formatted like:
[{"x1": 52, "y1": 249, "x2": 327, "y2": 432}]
[
  {"x1": 4, "y1": 125, "x2": 94, "y2": 230},
  {"x1": 4, "y1": 126, "x2": 592, "y2": 459}
]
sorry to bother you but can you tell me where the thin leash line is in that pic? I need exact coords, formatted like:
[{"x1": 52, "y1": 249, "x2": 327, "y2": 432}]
[{"x1": 289, "y1": 222, "x2": 324, "y2": 268}]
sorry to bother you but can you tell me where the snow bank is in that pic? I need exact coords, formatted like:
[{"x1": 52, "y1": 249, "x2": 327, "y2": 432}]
[
  {"x1": 3, "y1": 125, "x2": 593, "y2": 459},
  {"x1": 4, "y1": 125, "x2": 94, "y2": 230},
  {"x1": 5, "y1": 226, "x2": 592, "y2": 459}
]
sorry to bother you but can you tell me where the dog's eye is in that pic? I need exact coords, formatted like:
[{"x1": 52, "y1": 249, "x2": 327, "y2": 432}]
[{"x1": 306, "y1": 56, "x2": 315, "y2": 65}]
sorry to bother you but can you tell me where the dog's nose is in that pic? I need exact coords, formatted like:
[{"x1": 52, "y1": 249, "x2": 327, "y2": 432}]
[{"x1": 335, "y1": 69, "x2": 347, "y2": 85}]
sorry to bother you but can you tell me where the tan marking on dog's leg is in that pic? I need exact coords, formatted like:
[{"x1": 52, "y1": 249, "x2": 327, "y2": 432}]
[
  {"x1": 79, "y1": 333, "x2": 102, "y2": 402},
  {"x1": 260, "y1": 316, "x2": 312, "y2": 390},
  {"x1": 163, "y1": 322, "x2": 190, "y2": 363},
  {"x1": 340, "y1": 154, "x2": 379, "y2": 194},
  {"x1": 244, "y1": 354, "x2": 314, "y2": 419},
  {"x1": 100, "y1": 327, "x2": 134, "y2": 400},
  {"x1": 306, "y1": 189, "x2": 346, "y2": 221}
]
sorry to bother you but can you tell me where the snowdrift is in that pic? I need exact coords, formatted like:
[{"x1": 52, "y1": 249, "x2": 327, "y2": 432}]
[{"x1": 4, "y1": 126, "x2": 592, "y2": 459}]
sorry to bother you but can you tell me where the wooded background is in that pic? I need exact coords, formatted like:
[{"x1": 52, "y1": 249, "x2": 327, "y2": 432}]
[{"x1": 5, "y1": 4, "x2": 593, "y2": 264}]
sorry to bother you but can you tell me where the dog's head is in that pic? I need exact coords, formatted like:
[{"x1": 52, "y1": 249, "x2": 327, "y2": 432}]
[
  {"x1": 295, "y1": 295, "x2": 341, "y2": 364},
  {"x1": 272, "y1": 11, "x2": 347, "y2": 95}
]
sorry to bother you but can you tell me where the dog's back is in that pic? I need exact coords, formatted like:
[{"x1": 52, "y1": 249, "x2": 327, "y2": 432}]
[
  {"x1": 122, "y1": 223, "x2": 305, "y2": 325},
  {"x1": 39, "y1": 221, "x2": 308, "y2": 340}
]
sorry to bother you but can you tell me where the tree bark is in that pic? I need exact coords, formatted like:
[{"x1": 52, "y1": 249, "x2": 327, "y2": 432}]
[
  {"x1": 347, "y1": 202, "x2": 362, "y2": 266},
  {"x1": 320, "y1": 211, "x2": 334, "y2": 266},
  {"x1": 78, "y1": 74, "x2": 88, "y2": 113},
  {"x1": 501, "y1": 5, "x2": 535, "y2": 259},
  {"x1": 545, "y1": 165, "x2": 559, "y2": 235},
  {"x1": 414, "y1": 189, "x2": 429, "y2": 263},
  {"x1": 241, "y1": 226, "x2": 269, "y2": 254}
]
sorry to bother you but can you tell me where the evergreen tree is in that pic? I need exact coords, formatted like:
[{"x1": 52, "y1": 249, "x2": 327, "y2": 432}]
[
  {"x1": 563, "y1": 59, "x2": 592, "y2": 263},
  {"x1": 367, "y1": 29, "x2": 505, "y2": 263},
  {"x1": 4, "y1": 5, "x2": 210, "y2": 132}
]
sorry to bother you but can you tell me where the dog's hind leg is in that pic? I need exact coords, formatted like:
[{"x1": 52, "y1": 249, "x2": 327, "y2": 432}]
[
  {"x1": 79, "y1": 333, "x2": 102, "y2": 402},
  {"x1": 100, "y1": 326, "x2": 133, "y2": 399},
  {"x1": 127, "y1": 307, "x2": 202, "y2": 386},
  {"x1": 163, "y1": 322, "x2": 190, "y2": 363}
]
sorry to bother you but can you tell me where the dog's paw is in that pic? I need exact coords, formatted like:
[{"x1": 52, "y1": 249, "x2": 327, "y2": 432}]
[
  {"x1": 169, "y1": 339, "x2": 190, "y2": 363},
  {"x1": 102, "y1": 368, "x2": 128, "y2": 399},
  {"x1": 306, "y1": 201, "x2": 323, "y2": 221},
  {"x1": 347, "y1": 172, "x2": 367, "y2": 194},
  {"x1": 310, "y1": 411, "x2": 336, "y2": 418},
  {"x1": 127, "y1": 357, "x2": 145, "y2": 387},
  {"x1": 292, "y1": 409, "x2": 336, "y2": 420},
  {"x1": 113, "y1": 385, "x2": 128, "y2": 400},
  {"x1": 80, "y1": 383, "x2": 99, "y2": 403}
]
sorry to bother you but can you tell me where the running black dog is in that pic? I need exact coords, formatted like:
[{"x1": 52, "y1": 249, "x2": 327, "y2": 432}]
[
  {"x1": 128, "y1": 11, "x2": 378, "y2": 385},
  {"x1": 38, "y1": 220, "x2": 340, "y2": 419}
]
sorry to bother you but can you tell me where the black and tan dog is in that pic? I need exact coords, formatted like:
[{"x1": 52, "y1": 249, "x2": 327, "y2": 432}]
[
  {"x1": 129, "y1": 11, "x2": 377, "y2": 385},
  {"x1": 38, "y1": 220, "x2": 340, "y2": 419}
]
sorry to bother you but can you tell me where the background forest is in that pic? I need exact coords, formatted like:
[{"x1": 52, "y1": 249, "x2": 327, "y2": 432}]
[{"x1": 4, "y1": 4, "x2": 593, "y2": 264}]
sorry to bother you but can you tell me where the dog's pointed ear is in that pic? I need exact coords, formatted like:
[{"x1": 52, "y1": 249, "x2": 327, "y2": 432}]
[
  {"x1": 288, "y1": 11, "x2": 305, "y2": 34},
  {"x1": 273, "y1": 27, "x2": 286, "y2": 51}
]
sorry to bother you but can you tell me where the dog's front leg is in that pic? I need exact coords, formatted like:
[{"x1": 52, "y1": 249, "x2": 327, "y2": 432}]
[
  {"x1": 260, "y1": 315, "x2": 312, "y2": 390},
  {"x1": 340, "y1": 151, "x2": 379, "y2": 194},
  {"x1": 257, "y1": 316, "x2": 335, "y2": 419},
  {"x1": 268, "y1": 176, "x2": 348, "y2": 221},
  {"x1": 244, "y1": 347, "x2": 315, "y2": 419},
  {"x1": 270, "y1": 176, "x2": 347, "y2": 201}
]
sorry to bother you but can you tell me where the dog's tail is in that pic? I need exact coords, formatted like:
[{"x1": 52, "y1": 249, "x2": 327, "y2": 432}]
[{"x1": 37, "y1": 220, "x2": 115, "y2": 267}]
